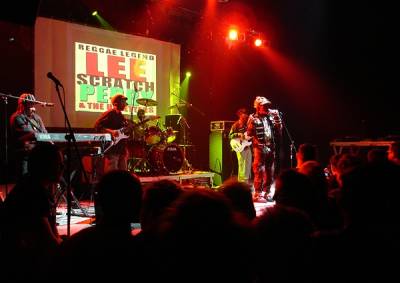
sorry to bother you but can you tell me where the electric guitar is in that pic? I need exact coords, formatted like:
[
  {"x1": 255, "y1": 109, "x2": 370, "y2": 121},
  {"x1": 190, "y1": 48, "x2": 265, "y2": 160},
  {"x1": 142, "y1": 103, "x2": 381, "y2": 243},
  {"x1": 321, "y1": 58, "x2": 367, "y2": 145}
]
[
  {"x1": 103, "y1": 125, "x2": 134, "y2": 154},
  {"x1": 230, "y1": 138, "x2": 252, "y2": 153},
  {"x1": 103, "y1": 115, "x2": 161, "y2": 153}
]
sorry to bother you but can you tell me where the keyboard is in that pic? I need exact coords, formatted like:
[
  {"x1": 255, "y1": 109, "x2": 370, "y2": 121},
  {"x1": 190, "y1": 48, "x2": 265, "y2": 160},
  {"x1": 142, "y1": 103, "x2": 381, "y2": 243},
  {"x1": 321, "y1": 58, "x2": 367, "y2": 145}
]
[{"x1": 34, "y1": 133, "x2": 112, "y2": 143}]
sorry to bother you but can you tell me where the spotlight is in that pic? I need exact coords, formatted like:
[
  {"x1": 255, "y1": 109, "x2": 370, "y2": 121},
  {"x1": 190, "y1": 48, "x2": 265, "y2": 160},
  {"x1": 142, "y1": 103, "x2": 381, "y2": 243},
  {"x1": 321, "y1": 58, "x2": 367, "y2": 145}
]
[
  {"x1": 228, "y1": 28, "x2": 239, "y2": 41},
  {"x1": 185, "y1": 71, "x2": 192, "y2": 78},
  {"x1": 254, "y1": 38, "x2": 263, "y2": 47},
  {"x1": 92, "y1": 11, "x2": 98, "y2": 16}
]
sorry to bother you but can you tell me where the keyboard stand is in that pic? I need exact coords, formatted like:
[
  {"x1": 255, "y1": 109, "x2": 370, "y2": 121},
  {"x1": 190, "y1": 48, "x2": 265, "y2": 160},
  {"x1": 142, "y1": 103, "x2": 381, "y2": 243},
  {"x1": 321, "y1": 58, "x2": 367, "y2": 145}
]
[{"x1": 55, "y1": 175, "x2": 89, "y2": 217}]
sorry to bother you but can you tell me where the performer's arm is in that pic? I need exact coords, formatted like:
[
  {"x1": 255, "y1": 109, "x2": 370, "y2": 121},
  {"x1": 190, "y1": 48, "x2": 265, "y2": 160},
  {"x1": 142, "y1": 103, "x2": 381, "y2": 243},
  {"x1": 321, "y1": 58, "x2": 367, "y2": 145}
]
[
  {"x1": 245, "y1": 116, "x2": 254, "y2": 141},
  {"x1": 94, "y1": 113, "x2": 119, "y2": 138},
  {"x1": 229, "y1": 122, "x2": 240, "y2": 140},
  {"x1": 33, "y1": 113, "x2": 48, "y2": 133},
  {"x1": 12, "y1": 115, "x2": 36, "y2": 142},
  {"x1": 13, "y1": 115, "x2": 32, "y2": 132}
]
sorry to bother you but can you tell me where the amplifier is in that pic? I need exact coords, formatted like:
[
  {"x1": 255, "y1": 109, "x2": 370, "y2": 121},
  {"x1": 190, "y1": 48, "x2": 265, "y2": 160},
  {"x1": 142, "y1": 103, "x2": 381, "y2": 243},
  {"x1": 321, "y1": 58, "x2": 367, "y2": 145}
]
[{"x1": 210, "y1": 121, "x2": 235, "y2": 132}]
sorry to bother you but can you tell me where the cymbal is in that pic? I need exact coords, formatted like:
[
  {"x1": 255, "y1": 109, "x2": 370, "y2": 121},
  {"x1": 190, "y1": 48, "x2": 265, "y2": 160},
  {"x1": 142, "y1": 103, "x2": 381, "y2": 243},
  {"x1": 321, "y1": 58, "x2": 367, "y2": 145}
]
[
  {"x1": 178, "y1": 144, "x2": 194, "y2": 147},
  {"x1": 168, "y1": 103, "x2": 187, "y2": 109},
  {"x1": 136, "y1": 98, "x2": 158, "y2": 106}
]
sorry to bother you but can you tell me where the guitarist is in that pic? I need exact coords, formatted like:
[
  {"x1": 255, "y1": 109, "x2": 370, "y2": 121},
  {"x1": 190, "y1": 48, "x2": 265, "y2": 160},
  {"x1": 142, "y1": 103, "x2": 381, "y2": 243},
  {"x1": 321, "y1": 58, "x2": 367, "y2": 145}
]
[
  {"x1": 94, "y1": 94, "x2": 130, "y2": 172},
  {"x1": 229, "y1": 108, "x2": 252, "y2": 184}
]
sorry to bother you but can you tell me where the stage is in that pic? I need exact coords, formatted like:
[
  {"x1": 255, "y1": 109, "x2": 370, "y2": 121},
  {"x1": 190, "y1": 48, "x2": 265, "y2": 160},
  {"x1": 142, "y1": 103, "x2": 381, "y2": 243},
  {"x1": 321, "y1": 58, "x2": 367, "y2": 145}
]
[
  {"x1": 55, "y1": 199, "x2": 273, "y2": 237},
  {"x1": 1, "y1": 172, "x2": 275, "y2": 238},
  {"x1": 137, "y1": 170, "x2": 215, "y2": 187}
]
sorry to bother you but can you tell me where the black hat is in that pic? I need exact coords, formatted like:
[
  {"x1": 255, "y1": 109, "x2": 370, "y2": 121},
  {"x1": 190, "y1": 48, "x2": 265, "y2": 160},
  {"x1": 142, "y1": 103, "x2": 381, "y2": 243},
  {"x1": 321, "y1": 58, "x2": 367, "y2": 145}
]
[
  {"x1": 19, "y1": 93, "x2": 37, "y2": 105},
  {"x1": 111, "y1": 94, "x2": 128, "y2": 104}
]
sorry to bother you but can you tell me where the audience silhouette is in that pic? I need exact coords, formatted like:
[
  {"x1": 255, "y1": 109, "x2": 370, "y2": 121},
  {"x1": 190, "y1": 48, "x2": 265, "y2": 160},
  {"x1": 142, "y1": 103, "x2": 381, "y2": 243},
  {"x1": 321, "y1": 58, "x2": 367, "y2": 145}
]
[
  {"x1": 2, "y1": 139, "x2": 399, "y2": 283},
  {"x1": 219, "y1": 178, "x2": 256, "y2": 221},
  {"x1": 52, "y1": 170, "x2": 143, "y2": 282},
  {"x1": 1, "y1": 142, "x2": 64, "y2": 281}
]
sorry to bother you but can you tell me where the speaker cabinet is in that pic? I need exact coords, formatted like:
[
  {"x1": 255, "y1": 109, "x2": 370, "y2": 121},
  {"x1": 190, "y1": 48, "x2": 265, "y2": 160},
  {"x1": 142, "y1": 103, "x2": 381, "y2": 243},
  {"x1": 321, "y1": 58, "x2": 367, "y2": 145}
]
[
  {"x1": 165, "y1": 114, "x2": 181, "y2": 129},
  {"x1": 209, "y1": 127, "x2": 234, "y2": 186}
]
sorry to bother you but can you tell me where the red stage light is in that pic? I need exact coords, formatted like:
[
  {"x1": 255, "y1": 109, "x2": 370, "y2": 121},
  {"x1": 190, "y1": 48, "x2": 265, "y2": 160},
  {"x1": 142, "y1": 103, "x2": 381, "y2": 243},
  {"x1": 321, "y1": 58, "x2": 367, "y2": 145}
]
[
  {"x1": 254, "y1": 38, "x2": 263, "y2": 47},
  {"x1": 228, "y1": 28, "x2": 239, "y2": 41}
]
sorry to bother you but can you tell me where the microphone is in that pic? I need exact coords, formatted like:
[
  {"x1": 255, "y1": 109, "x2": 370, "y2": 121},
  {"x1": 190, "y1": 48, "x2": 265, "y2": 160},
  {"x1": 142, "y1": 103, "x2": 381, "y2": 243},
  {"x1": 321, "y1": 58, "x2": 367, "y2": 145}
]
[
  {"x1": 39, "y1": 102, "x2": 54, "y2": 107},
  {"x1": 47, "y1": 72, "x2": 63, "y2": 87}
]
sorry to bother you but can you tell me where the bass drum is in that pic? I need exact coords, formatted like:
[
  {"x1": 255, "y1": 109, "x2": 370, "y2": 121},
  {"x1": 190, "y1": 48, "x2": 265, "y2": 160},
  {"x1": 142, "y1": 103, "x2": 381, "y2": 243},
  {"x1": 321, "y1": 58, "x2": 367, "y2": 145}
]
[
  {"x1": 148, "y1": 143, "x2": 183, "y2": 174},
  {"x1": 127, "y1": 140, "x2": 146, "y2": 159}
]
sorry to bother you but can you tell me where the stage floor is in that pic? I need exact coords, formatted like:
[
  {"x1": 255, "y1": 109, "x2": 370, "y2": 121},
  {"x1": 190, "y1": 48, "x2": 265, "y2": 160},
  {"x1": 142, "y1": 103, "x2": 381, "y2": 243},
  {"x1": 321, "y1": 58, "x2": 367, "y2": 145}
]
[
  {"x1": 55, "y1": 200, "x2": 273, "y2": 237},
  {"x1": 137, "y1": 170, "x2": 215, "y2": 187},
  {"x1": 2, "y1": 171, "x2": 276, "y2": 237}
]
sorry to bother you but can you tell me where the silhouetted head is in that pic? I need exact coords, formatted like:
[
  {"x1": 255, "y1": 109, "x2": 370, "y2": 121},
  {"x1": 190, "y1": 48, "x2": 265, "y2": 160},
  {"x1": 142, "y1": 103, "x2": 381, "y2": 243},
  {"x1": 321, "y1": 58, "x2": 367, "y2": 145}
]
[
  {"x1": 296, "y1": 143, "x2": 317, "y2": 167},
  {"x1": 95, "y1": 170, "x2": 142, "y2": 224},
  {"x1": 219, "y1": 178, "x2": 256, "y2": 220},
  {"x1": 140, "y1": 179, "x2": 183, "y2": 231},
  {"x1": 28, "y1": 142, "x2": 64, "y2": 184}
]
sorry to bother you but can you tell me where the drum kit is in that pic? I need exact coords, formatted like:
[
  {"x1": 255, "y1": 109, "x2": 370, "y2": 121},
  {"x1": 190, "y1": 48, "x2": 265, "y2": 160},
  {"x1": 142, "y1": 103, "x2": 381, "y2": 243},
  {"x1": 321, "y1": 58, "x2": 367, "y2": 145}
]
[{"x1": 128, "y1": 98, "x2": 191, "y2": 175}]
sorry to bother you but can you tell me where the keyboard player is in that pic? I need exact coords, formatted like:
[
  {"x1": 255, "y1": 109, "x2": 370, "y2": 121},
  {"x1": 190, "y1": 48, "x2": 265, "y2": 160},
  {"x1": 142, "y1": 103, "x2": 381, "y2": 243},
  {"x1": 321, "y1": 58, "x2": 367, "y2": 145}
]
[{"x1": 10, "y1": 93, "x2": 48, "y2": 178}]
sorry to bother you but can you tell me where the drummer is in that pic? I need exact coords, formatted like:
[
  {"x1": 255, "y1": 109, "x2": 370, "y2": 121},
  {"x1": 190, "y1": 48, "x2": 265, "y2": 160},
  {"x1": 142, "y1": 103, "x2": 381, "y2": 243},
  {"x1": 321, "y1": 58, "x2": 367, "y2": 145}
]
[
  {"x1": 133, "y1": 109, "x2": 161, "y2": 140},
  {"x1": 133, "y1": 108, "x2": 150, "y2": 142}
]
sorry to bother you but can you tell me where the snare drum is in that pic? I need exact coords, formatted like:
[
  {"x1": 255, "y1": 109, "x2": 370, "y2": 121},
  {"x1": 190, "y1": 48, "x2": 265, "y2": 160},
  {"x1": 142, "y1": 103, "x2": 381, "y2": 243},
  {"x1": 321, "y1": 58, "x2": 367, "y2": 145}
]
[
  {"x1": 164, "y1": 127, "x2": 176, "y2": 143},
  {"x1": 145, "y1": 126, "x2": 162, "y2": 145}
]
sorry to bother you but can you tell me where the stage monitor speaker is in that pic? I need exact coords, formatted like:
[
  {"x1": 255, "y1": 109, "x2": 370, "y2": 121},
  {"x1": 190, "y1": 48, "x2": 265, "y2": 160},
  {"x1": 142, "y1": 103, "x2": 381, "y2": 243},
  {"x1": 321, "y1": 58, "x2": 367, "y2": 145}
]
[{"x1": 209, "y1": 129, "x2": 234, "y2": 186}]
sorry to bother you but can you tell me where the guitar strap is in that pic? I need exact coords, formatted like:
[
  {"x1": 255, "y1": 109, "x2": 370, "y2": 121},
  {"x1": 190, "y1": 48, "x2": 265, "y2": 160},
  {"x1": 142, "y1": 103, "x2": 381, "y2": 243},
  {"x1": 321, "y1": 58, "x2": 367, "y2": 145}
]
[{"x1": 24, "y1": 115, "x2": 44, "y2": 133}]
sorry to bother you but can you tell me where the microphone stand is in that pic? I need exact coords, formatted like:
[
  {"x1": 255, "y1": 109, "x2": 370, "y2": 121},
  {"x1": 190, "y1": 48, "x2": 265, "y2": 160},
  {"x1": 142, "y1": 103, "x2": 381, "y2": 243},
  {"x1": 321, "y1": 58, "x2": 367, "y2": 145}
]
[
  {"x1": 0, "y1": 92, "x2": 53, "y2": 106},
  {"x1": 172, "y1": 93, "x2": 205, "y2": 117},
  {"x1": 173, "y1": 107, "x2": 192, "y2": 173},
  {"x1": 130, "y1": 85, "x2": 138, "y2": 122},
  {"x1": 170, "y1": 93, "x2": 207, "y2": 173},
  {"x1": 49, "y1": 83, "x2": 88, "y2": 237},
  {"x1": 180, "y1": 116, "x2": 192, "y2": 173},
  {"x1": 0, "y1": 93, "x2": 10, "y2": 198},
  {"x1": 280, "y1": 113, "x2": 296, "y2": 168}
]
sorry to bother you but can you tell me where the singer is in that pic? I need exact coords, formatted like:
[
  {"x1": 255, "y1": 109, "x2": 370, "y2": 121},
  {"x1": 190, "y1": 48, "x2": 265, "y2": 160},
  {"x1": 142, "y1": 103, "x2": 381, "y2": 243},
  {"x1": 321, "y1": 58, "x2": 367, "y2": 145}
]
[
  {"x1": 10, "y1": 93, "x2": 49, "y2": 178},
  {"x1": 246, "y1": 96, "x2": 283, "y2": 202}
]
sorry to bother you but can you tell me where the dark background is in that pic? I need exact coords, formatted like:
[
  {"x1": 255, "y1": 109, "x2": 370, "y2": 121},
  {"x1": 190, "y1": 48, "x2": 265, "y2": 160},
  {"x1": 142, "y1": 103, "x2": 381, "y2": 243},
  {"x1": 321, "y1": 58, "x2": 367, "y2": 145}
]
[{"x1": 0, "y1": 0, "x2": 394, "y2": 182}]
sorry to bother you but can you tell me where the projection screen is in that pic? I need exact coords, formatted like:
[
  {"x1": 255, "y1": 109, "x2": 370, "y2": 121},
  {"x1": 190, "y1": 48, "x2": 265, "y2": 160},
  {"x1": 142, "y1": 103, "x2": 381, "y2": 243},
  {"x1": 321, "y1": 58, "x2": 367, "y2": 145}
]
[{"x1": 34, "y1": 17, "x2": 181, "y2": 129}]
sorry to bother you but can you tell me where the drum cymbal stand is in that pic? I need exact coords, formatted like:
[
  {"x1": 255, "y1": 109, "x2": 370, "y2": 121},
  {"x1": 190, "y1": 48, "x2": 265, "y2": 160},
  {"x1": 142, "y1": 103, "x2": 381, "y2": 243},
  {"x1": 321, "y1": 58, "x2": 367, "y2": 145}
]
[{"x1": 178, "y1": 115, "x2": 192, "y2": 173}]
